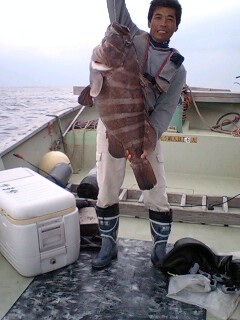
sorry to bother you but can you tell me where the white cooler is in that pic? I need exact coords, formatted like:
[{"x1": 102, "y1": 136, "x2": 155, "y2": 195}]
[{"x1": 0, "y1": 167, "x2": 80, "y2": 277}]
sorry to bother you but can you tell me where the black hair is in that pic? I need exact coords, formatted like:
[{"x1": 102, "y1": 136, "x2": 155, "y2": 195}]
[{"x1": 148, "y1": 0, "x2": 182, "y2": 27}]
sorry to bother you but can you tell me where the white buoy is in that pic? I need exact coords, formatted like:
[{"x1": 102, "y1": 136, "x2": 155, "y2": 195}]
[{"x1": 39, "y1": 151, "x2": 72, "y2": 187}]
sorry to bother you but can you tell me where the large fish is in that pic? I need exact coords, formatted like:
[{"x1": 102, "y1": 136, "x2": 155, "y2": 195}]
[{"x1": 79, "y1": 22, "x2": 157, "y2": 190}]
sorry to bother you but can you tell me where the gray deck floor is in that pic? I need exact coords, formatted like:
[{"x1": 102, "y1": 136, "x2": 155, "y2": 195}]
[
  {"x1": 1, "y1": 216, "x2": 240, "y2": 320},
  {"x1": 1, "y1": 169, "x2": 240, "y2": 319}
]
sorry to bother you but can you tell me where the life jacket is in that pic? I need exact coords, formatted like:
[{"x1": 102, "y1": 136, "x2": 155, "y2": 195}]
[
  {"x1": 160, "y1": 237, "x2": 240, "y2": 288},
  {"x1": 133, "y1": 32, "x2": 184, "y2": 93}
]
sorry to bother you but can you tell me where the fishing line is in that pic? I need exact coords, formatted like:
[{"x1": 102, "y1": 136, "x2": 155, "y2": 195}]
[
  {"x1": 171, "y1": 193, "x2": 240, "y2": 210},
  {"x1": 208, "y1": 193, "x2": 240, "y2": 209},
  {"x1": 13, "y1": 153, "x2": 59, "y2": 186},
  {"x1": 13, "y1": 155, "x2": 239, "y2": 209}
]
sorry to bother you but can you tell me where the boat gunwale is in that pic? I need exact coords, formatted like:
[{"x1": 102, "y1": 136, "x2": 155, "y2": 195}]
[{"x1": 0, "y1": 105, "x2": 82, "y2": 157}]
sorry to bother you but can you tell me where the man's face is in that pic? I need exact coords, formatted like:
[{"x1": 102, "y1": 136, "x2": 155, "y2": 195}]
[{"x1": 148, "y1": 6, "x2": 177, "y2": 43}]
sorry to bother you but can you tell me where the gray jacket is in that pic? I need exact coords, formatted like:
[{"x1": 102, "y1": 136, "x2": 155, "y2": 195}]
[{"x1": 107, "y1": 0, "x2": 186, "y2": 138}]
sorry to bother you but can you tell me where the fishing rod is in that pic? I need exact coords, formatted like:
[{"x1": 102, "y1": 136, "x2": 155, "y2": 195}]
[
  {"x1": 13, "y1": 153, "x2": 71, "y2": 188},
  {"x1": 13, "y1": 153, "x2": 50, "y2": 176}
]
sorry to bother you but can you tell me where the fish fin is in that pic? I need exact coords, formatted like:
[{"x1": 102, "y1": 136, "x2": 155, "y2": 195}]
[
  {"x1": 107, "y1": 133, "x2": 125, "y2": 158},
  {"x1": 143, "y1": 119, "x2": 157, "y2": 151},
  {"x1": 78, "y1": 85, "x2": 94, "y2": 107},
  {"x1": 90, "y1": 70, "x2": 103, "y2": 97},
  {"x1": 130, "y1": 158, "x2": 157, "y2": 190}
]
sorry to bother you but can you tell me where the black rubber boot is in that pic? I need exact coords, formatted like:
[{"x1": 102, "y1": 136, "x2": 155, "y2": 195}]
[
  {"x1": 149, "y1": 209, "x2": 173, "y2": 268},
  {"x1": 92, "y1": 203, "x2": 119, "y2": 269}
]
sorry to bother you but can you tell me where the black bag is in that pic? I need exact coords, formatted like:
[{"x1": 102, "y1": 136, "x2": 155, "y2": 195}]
[{"x1": 161, "y1": 237, "x2": 240, "y2": 286}]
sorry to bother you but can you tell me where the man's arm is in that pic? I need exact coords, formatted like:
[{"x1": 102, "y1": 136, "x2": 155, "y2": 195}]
[
  {"x1": 149, "y1": 66, "x2": 186, "y2": 139},
  {"x1": 106, "y1": 0, "x2": 139, "y2": 38},
  {"x1": 138, "y1": 67, "x2": 186, "y2": 159}
]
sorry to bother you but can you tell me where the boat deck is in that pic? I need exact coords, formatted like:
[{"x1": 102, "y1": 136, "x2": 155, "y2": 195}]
[
  {"x1": 1, "y1": 213, "x2": 240, "y2": 320},
  {"x1": 1, "y1": 88, "x2": 240, "y2": 319},
  {"x1": 1, "y1": 165, "x2": 240, "y2": 320}
]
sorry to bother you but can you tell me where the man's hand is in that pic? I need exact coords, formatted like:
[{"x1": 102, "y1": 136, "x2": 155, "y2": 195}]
[
  {"x1": 125, "y1": 150, "x2": 132, "y2": 161},
  {"x1": 125, "y1": 149, "x2": 148, "y2": 160},
  {"x1": 141, "y1": 149, "x2": 148, "y2": 159}
]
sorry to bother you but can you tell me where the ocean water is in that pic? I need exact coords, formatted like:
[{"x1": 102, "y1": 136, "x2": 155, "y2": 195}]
[{"x1": 0, "y1": 86, "x2": 79, "y2": 153}]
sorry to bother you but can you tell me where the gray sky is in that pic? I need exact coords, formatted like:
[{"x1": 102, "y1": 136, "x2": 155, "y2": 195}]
[{"x1": 0, "y1": 0, "x2": 239, "y2": 91}]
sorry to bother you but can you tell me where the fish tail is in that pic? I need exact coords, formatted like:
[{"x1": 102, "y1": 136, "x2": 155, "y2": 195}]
[{"x1": 130, "y1": 159, "x2": 157, "y2": 190}]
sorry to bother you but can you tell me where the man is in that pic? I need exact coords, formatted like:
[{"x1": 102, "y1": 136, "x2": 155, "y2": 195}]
[{"x1": 92, "y1": 0, "x2": 186, "y2": 269}]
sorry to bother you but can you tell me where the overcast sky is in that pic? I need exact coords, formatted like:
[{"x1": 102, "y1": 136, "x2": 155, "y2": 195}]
[{"x1": 0, "y1": 0, "x2": 239, "y2": 91}]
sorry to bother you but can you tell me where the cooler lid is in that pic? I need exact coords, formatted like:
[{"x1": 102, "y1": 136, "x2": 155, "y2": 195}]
[{"x1": 0, "y1": 167, "x2": 76, "y2": 223}]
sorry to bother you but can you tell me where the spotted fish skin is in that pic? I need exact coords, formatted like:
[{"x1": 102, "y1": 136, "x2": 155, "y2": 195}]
[{"x1": 79, "y1": 22, "x2": 157, "y2": 190}]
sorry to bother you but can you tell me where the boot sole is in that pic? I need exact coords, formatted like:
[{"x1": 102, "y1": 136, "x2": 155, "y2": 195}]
[{"x1": 92, "y1": 254, "x2": 118, "y2": 270}]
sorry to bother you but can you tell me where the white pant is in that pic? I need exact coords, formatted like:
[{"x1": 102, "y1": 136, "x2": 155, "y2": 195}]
[{"x1": 96, "y1": 119, "x2": 170, "y2": 212}]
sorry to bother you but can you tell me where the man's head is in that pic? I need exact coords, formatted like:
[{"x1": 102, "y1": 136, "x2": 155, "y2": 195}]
[{"x1": 147, "y1": 0, "x2": 182, "y2": 43}]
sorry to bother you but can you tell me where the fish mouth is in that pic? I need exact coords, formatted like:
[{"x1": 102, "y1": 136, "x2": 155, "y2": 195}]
[{"x1": 91, "y1": 61, "x2": 112, "y2": 71}]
